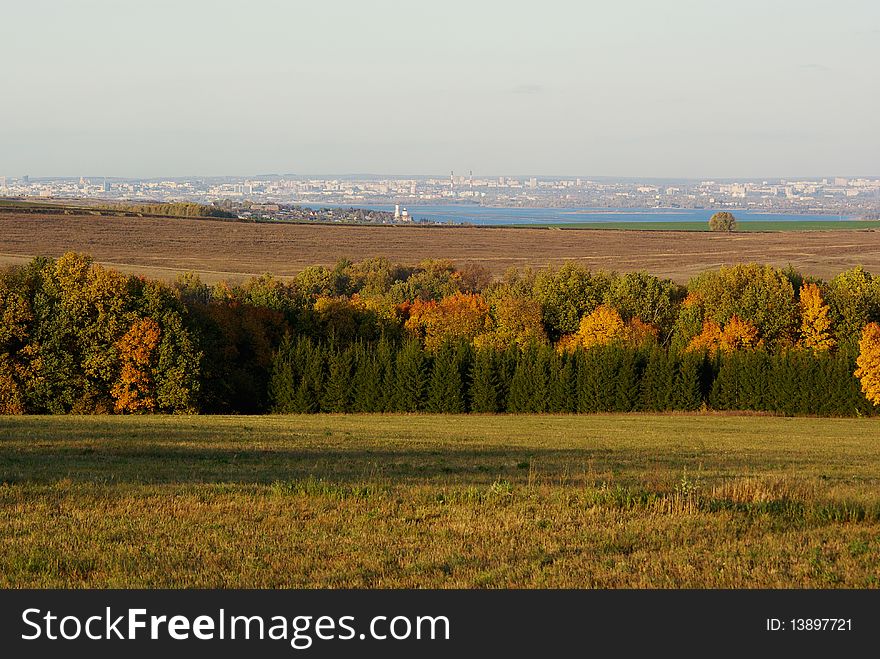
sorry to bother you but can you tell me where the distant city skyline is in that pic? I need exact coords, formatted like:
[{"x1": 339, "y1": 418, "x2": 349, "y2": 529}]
[{"x1": 2, "y1": 0, "x2": 878, "y2": 178}]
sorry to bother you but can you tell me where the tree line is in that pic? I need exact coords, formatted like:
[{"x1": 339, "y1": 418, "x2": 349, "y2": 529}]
[
  {"x1": 0, "y1": 253, "x2": 878, "y2": 415},
  {"x1": 268, "y1": 337, "x2": 873, "y2": 416}
]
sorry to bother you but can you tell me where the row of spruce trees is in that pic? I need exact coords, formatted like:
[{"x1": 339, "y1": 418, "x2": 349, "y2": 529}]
[{"x1": 268, "y1": 337, "x2": 874, "y2": 416}]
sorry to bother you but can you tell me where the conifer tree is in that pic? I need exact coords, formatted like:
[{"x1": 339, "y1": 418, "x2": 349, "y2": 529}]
[
  {"x1": 671, "y1": 350, "x2": 704, "y2": 410},
  {"x1": 375, "y1": 337, "x2": 396, "y2": 412},
  {"x1": 710, "y1": 351, "x2": 741, "y2": 410},
  {"x1": 738, "y1": 348, "x2": 771, "y2": 410},
  {"x1": 268, "y1": 334, "x2": 297, "y2": 412},
  {"x1": 640, "y1": 346, "x2": 675, "y2": 411},
  {"x1": 469, "y1": 348, "x2": 499, "y2": 413},
  {"x1": 576, "y1": 348, "x2": 600, "y2": 413},
  {"x1": 395, "y1": 339, "x2": 427, "y2": 411},
  {"x1": 455, "y1": 341, "x2": 474, "y2": 412},
  {"x1": 321, "y1": 346, "x2": 353, "y2": 412},
  {"x1": 506, "y1": 352, "x2": 532, "y2": 412},
  {"x1": 529, "y1": 345, "x2": 550, "y2": 412},
  {"x1": 495, "y1": 345, "x2": 519, "y2": 411},
  {"x1": 352, "y1": 343, "x2": 382, "y2": 412},
  {"x1": 294, "y1": 340, "x2": 324, "y2": 413},
  {"x1": 547, "y1": 349, "x2": 576, "y2": 412},
  {"x1": 427, "y1": 341, "x2": 465, "y2": 413},
  {"x1": 613, "y1": 346, "x2": 642, "y2": 412}
]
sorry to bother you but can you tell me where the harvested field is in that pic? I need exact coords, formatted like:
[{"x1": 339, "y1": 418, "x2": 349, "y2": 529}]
[{"x1": 1, "y1": 211, "x2": 879, "y2": 283}]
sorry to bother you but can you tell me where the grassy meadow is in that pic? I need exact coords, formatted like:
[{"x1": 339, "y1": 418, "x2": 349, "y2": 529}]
[{"x1": 1, "y1": 414, "x2": 879, "y2": 588}]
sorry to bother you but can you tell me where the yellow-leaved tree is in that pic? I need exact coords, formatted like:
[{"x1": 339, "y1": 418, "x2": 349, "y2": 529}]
[
  {"x1": 556, "y1": 305, "x2": 659, "y2": 352},
  {"x1": 799, "y1": 283, "x2": 835, "y2": 351},
  {"x1": 687, "y1": 315, "x2": 760, "y2": 354},
  {"x1": 575, "y1": 304, "x2": 625, "y2": 349},
  {"x1": 111, "y1": 317, "x2": 162, "y2": 413},
  {"x1": 855, "y1": 322, "x2": 880, "y2": 406}
]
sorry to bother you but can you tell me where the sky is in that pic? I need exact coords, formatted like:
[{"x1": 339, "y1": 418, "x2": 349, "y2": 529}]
[{"x1": 1, "y1": 0, "x2": 878, "y2": 178}]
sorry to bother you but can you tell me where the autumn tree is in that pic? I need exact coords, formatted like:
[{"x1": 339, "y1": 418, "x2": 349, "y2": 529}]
[
  {"x1": 855, "y1": 322, "x2": 880, "y2": 406},
  {"x1": 679, "y1": 264, "x2": 798, "y2": 348},
  {"x1": 708, "y1": 211, "x2": 736, "y2": 232},
  {"x1": 575, "y1": 304, "x2": 625, "y2": 348},
  {"x1": 825, "y1": 267, "x2": 880, "y2": 346},
  {"x1": 469, "y1": 348, "x2": 500, "y2": 412},
  {"x1": 605, "y1": 271, "x2": 684, "y2": 340},
  {"x1": 687, "y1": 315, "x2": 760, "y2": 354},
  {"x1": 111, "y1": 317, "x2": 162, "y2": 413},
  {"x1": 473, "y1": 295, "x2": 547, "y2": 350},
  {"x1": 798, "y1": 283, "x2": 835, "y2": 351},
  {"x1": 0, "y1": 355, "x2": 24, "y2": 414},
  {"x1": 532, "y1": 263, "x2": 612, "y2": 338},
  {"x1": 405, "y1": 292, "x2": 491, "y2": 351}
]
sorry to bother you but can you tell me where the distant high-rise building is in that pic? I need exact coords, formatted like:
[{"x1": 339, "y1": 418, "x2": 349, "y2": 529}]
[
  {"x1": 22, "y1": 175, "x2": 29, "y2": 184},
  {"x1": 529, "y1": 177, "x2": 538, "y2": 189},
  {"x1": 103, "y1": 179, "x2": 110, "y2": 193},
  {"x1": 409, "y1": 182, "x2": 416, "y2": 195}
]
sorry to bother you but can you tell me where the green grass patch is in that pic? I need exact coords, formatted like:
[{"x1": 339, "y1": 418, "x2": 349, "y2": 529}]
[{"x1": 1, "y1": 414, "x2": 879, "y2": 588}]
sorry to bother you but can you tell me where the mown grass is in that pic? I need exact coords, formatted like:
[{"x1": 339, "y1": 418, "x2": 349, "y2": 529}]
[{"x1": 1, "y1": 414, "x2": 879, "y2": 588}]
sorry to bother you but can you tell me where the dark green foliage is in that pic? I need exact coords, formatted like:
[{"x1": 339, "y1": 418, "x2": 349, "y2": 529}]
[
  {"x1": 351, "y1": 343, "x2": 382, "y2": 412},
  {"x1": 395, "y1": 340, "x2": 428, "y2": 412},
  {"x1": 375, "y1": 338, "x2": 397, "y2": 412},
  {"x1": 671, "y1": 352, "x2": 705, "y2": 411},
  {"x1": 613, "y1": 347, "x2": 643, "y2": 412},
  {"x1": 268, "y1": 335, "x2": 297, "y2": 413},
  {"x1": 469, "y1": 348, "x2": 500, "y2": 413},
  {"x1": 4, "y1": 254, "x2": 879, "y2": 418},
  {"x1": 322, "y1": 346, "x2": 354, "y2": 412},
  {"x1": 547, "y1": 350, "x2": 577, "y2": 412},
  {"x1": 505, "y1": 345, "x2": 550, "y2": 413},
  {"x1": 640, "y1": 346, "x2": 676, "y2": 411},
  {"x1": 427, "y1": 342, "x2": 466, "y2": 413}
]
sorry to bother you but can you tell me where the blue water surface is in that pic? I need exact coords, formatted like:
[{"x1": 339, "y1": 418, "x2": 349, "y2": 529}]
[{"x1": 302, "y1": 204, "x2": 850, "y2": 225}]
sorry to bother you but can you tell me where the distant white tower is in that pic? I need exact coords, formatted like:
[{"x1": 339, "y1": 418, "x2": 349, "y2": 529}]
[{"x1": 394, "y1": 204, "x2": 401, "y2": 220}]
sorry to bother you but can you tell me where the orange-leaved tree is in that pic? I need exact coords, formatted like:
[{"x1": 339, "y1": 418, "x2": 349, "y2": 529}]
[
  {"x1": 405, "y1": 292, "x2": 491, "y2": 350},
  {"x1": 625, "y1": 317, "x2": 660, "y2": 345},
  {"x1": 111, "y1": 317, "x2": 162, "y2": 413},
  {"x1": 799, "y1": 283, "x2": 835, "y2": 351},
  {"x1": 855, "y1": 322, "x2": 880, "y2": 406}
]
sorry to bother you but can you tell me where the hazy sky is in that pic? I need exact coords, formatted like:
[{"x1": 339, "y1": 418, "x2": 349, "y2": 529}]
[{"x1": 1, "y1": 0, "x2": 878, "y2": 178}]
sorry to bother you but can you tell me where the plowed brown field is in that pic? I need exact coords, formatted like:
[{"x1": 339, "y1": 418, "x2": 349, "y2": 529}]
[{"x1": 1, "y1": 211, "x2": 879, "y2": 283}]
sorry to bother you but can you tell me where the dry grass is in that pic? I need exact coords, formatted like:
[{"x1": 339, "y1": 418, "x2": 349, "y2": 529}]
[
  {"x1": 1, "y1": 414, "x2": 879, "y2": 588},
  {"x1": 2, "y1": 211, "x2": 880, "y2": 283}
]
